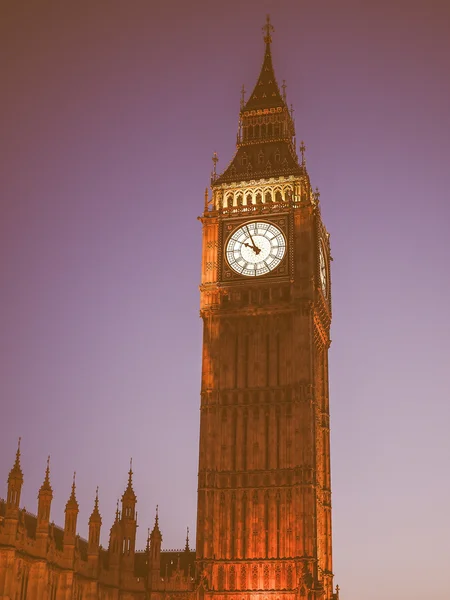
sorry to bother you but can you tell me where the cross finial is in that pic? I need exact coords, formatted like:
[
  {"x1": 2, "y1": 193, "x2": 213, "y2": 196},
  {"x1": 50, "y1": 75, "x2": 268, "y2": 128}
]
[
  {"x1": 300, "y1": 141, "x2": 306, "y2": 166},
  {"x1": 263, "y1": 14, "x2": 274, "y2": 44},
  {"x1": 281, "y1": 80, "x2": 287, "y2": 101},
  {"x1": 240, "y1": 84, "x2": 246, "y2": 110}
]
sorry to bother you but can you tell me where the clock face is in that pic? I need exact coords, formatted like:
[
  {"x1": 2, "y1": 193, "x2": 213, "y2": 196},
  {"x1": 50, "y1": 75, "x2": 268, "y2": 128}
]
[
  {"x1": 226, "y1": 221, "x2": 286, "y2": 277},
  {"x1": 319, "y1": 243, "x2": 327, "y2": 296}
]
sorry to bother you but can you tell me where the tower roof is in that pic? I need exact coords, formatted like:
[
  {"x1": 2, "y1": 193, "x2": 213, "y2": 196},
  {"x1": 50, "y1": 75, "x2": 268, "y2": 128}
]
[
  {"x1": 213, "y1": 16, "x2": 303, "y2": 187},
  {"x1": 243, "y1": 15, "x2": 286, "y2": 112},
  {"x1": 8, "y1": 437, "x2": 23, "y2": 483}
]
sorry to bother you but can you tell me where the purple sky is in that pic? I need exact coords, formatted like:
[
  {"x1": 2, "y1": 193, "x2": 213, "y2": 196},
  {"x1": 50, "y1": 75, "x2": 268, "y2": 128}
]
[{"x1": 1, "y1": 1, "x2": 450, "y2": 598}]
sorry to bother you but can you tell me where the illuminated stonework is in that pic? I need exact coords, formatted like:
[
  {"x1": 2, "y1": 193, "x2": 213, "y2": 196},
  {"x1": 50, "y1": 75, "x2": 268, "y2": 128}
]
[{"x1": 197, "y1": 16, "x2": 337, "y2": 600}]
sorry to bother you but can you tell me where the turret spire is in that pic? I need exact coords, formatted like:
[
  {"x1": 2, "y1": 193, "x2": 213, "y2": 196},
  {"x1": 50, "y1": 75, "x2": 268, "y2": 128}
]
[
  {"x1": 8, "y1": 437, "x2": 23, "y2": 484},
  {"x1": 6, "y1": 437, "x2": 23, "y2": 515},
  {"x1": 40, "y1": 456, "x2": 52, "y2": 493},
  {"x1": 184, "y1": 526, "x2": 190, "y2": 552},
  {"x1": 89, "y1": 487, "x2": 101, "y2": 523},
  {"x1": 10, "y1": 437, "x2": 22, "y2": 476},
  {"x1": 65, "y1": 471, "x2": 78, "y2": 510}
]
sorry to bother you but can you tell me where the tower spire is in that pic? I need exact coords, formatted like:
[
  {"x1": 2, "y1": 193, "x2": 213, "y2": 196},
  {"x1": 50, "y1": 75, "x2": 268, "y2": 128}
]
[{"x1": 242, "y1": 15, "x2": 285, "y2": 112}]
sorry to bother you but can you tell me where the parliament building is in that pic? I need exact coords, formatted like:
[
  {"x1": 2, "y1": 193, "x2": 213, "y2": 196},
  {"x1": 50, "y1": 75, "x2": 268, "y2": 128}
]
[{"x1": 0, "y1": 18, "x2": 339, "y2": 600}]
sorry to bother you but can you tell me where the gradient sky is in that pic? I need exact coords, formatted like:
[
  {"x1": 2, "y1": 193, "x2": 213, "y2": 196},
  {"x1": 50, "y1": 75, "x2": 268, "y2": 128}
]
[{"x1": 1, "y1": 1, "x2": 450, "y2": 598}]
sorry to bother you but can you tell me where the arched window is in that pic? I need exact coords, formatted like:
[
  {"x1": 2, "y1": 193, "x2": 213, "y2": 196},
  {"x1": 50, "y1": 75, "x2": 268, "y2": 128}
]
[{"x1": 265, "y1": 191, "x2": 272, "y2": 203}]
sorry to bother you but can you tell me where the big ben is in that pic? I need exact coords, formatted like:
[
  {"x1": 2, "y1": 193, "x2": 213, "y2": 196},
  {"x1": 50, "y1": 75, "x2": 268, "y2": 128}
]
[{"x1": 196, "y1": 17, "x2": 337, "y2": 600}]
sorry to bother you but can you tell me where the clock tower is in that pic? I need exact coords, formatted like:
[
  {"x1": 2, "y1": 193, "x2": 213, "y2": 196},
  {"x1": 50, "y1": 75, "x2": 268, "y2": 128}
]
[{"x1": 196, "y1": 17, "x2": 337, "y2": 600}]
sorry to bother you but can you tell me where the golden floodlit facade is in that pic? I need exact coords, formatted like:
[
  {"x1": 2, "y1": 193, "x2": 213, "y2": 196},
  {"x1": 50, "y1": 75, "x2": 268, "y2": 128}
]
[{"x1": 0, "y1": 18, "x2": 339, "y2": 600}]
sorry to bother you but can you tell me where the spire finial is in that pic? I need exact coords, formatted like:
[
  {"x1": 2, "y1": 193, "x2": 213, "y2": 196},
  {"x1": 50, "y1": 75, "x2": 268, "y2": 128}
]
[
  {"x1": 44, "y1": 456, "x2": 50, "y2": 484},
  {"x1": 11, "y1": 437, "x2": 22, "y2": 473},
  {"x1": 71, "y1": 471, "x2": 76, "y2": 496},
  {"x1": 263, "y1": 14, "x2": 274, "y2": 45},
  {"x1": 185, "y1": 526, "x2": 190, "y2": 551},
  {"x1": 300, "y1": 141, "x2": 306, "y2": 167},
  {"x1": 211, "y1": 151, "x2": 218, "y2": 183},
  {"x1": 128, "y1": 458, "x2": 133, "y2": 480},
  {"x1": 155, "y1": 504, "x2": 159, "y2": 525},
  {"x1": 240, "y1": 84, "x2": 246, "y2": 110},
  {"x1": 282, "y1": 80, "x2": 287, "y2": 101}
]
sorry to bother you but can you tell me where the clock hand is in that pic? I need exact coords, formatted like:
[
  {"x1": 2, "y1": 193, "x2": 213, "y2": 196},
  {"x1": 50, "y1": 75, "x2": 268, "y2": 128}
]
[
  {"x1": 244, "y1": 226, "x2": 261, "y2": 255},
  {"x1": 243, "y1": 241, "x2": 262, "y2": 255}
]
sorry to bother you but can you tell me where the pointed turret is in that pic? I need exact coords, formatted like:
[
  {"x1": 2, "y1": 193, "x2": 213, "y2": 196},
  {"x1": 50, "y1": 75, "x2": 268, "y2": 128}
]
[
  {"x1": 148, "y1": 505, "x2": 162, "y2": 583},
  {"x1": 64, "y1": 472, "x2": 79, "y2": 548},
  {"x1": 120, "y1": 459, "x2": 137, "y2": 571},
  {"x1": 88, "y1": 487, "x2": 102, "y2": 563},
  {"x1": 3, "y1": 438, "x2": 24, "y2": 540},
  {"x1": 184, "y1": 526, "x2": 190, "y2": 552},
  {"x1": 37, "y1": 456, "x2": 53, "y2": 537},
  {"x1": 121, "y1": 458, "x2": 137, "y2": 519},
  {"x1": 108, "y1": 499, "x2": 122, "y2": 572},
  {"x1": 214, "y1": 15, "x2": 303, "y2": 189},
  {"x1": 6, "y1": 438, "x2": 23, "y2": 514}
]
